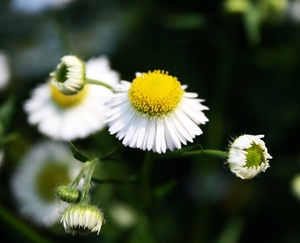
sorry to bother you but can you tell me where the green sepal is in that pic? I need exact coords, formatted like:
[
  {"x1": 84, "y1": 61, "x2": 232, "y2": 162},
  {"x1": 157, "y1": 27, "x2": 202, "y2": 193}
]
[{"x1": 69, "y1": 141, "x2": 90, "y2": 163}]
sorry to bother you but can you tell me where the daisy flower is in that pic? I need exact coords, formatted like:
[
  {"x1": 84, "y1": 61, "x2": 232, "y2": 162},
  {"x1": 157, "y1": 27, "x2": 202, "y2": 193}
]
[
  {"x1": 24, "y1": 55, "x2": 120, "y2": 141},
  {"x1": 10, "y1": 141, "x2": 82, "y2": 227},
  {"x1": 61, "y1": 204, "x2": 104, "y2": 235},
  {"x1": 227, "y1": 134, "x2": 272, "y2": 179},
  {"x1": 105, "y1": 70, "x2": 209, "y2": 153}
]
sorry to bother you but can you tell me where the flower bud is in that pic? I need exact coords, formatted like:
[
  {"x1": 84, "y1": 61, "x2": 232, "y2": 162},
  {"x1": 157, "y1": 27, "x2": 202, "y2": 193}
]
[
  {"x1": 61, "y1": 204, "x2": 104, "y2": 235},
  {"x1": 55, "y1": 185, "x2": 81, "y2": 204},
  {"x1": 227, "y1": 134, "x2": 272, "y2": 179},
  {"x1": 50, "y1": 55, "x2": 86, "y2": 95}
]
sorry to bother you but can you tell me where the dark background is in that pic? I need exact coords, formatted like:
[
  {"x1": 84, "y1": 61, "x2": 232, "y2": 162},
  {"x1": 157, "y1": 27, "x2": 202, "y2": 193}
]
[{"x1": 0, "y1": 0, "x2": 299, "y2": 242}]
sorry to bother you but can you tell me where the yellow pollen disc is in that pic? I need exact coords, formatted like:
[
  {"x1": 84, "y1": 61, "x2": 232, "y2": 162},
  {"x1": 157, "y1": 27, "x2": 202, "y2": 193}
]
[
  {"x1": 128, "y1": 70, "x2": 184, "y2": 117},
  {"x1": 50, "y1": 82, "x2": 88, "y2": 108}
]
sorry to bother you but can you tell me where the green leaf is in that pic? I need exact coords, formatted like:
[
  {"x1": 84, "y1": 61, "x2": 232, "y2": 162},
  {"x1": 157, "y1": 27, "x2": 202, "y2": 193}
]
[{"x1": 69, "y1": 141, "x2": 90, "y2": 163}]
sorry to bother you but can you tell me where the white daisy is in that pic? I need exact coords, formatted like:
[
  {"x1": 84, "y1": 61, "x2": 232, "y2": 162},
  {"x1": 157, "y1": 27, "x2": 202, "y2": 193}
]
[
  {"x1": 24, "y1": 55, "x2": 120, "y2": 141},
  {"x1": 61, "y1": 204, "x2": 104, "y2": 235},
  {"x1": 105, "y1": 70, "x2": 209, "y2": 153},
  {"x1": 10, "y1": 141, "x2": 82, "y2": 227},
  {"x1": 0, "y1": 52, "x2": 10, "y2": 90},
  {"x1": 11, "y1": 0, "x2": 74, "y2": 14},
  {"x1": 227, "y1": 134, "x2": 272, "y2": 179}
]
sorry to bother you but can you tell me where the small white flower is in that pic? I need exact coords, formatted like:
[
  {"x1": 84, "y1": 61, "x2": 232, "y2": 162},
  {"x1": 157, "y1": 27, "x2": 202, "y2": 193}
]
[
  {"x1": 227, "y1": 134, "x2": 272, "y2": 179},
  {"x1": 108, "y1": 202, "x2": 137, "y2": 229},
  {"x1": 61, "y1": 204, "x2": 104, "y2": 235},
  {"x1": 24, "y1": 55, "x2": 119, "y2": 141},
  {"x1": 10, "y1": 141, "x2": 82, "y2": 227},
  {"x1": 105, "y1": 70, "x2": 209, "y2": 153},
  {"x1": 11, "y1": 0, "x2": 74, "y2": 14},
  {"x1": 50, "y1": 55, "x2": 86, "y2": 95},
  {"x1": 0, "y1": 52, "x2": 10, "y2": 90}
]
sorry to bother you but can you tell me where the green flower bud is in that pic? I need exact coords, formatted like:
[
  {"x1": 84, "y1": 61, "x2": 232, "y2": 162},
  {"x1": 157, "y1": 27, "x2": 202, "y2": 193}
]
[{"x1": 55, "y1": 185, "x2": 81, "y2": 203}]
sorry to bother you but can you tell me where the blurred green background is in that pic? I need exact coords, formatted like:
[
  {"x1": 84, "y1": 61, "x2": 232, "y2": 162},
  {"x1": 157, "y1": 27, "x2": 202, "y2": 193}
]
[{"x1": 1, "y1": 0, "x2": 300, "y2": 242}]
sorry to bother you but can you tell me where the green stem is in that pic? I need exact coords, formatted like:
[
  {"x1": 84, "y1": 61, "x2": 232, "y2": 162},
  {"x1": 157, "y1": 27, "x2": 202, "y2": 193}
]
[
  {"x1": 80, "y1": 159, "x2": 100, "y2": 203},
  {"x1": 69, "y1": 162, "x2": 90, "y2": 188},
  {"x1": 156, "y1": 148, "x2": 228, "y2": 161},
  {"x1": 0, "y1": 204, "x2": 53, "y2": 243},
  {"x1": 140, "y1": 151, "x2": 153, "y2": 209},
  {"x1": 85, "y1": 78, "x2": 114, "y2": 91},
  {"x1": 181, "y1": 149, "x2": 228, "y2": 160}
]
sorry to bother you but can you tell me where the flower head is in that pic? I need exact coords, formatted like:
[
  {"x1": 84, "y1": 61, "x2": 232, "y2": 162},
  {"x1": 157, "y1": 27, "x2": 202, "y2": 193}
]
[
  {"x1": 50, "y1": 55, "x2": 86, "y2": 95},
  {"x1": 10, "y1": 141, "x2": 82, "y2": 227},
  {"x1": 24, "y1": 55, "x2": 119, "y2": 141},
  {"x1": 105, "y1": 70, "x2": 209, "y2": 153},
  {"x1": 227, "y1": 134, "x2": 272, "y2": 179},
  {"x1": 61, "y1": 204, "x2": 104, "y2": 235}
]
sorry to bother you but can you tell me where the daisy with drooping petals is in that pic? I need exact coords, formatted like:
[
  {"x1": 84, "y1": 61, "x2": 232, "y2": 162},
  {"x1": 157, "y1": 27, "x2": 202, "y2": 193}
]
[
  {"x1": 105, "y1": 70, "x2": 209, "y2": 153},
  {"x1": 24, "y1": 55, "x2": 120, "y2": 141},
  {"x1": 61, "y1": 204, "x2": 104, "y2": 235},
  {"x1": 227, "y1": 134, "x2": 272, "y2": 179},
  {"x1": 10, "y1": 141, "x2": 82, "y2": 227}
]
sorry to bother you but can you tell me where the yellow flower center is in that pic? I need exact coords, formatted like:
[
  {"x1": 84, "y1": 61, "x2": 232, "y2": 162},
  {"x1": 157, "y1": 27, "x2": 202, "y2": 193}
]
[
  {"x1": 50, "y1": 82, "x2": 88, "y2": 108},
  {"x1": 128, "y1": 70, "x2": 184, "y2": 117},
  {"x1": 244, "y1": 142, "x2": 265, "y2": 168},
  {"x1": 36, "y1": 163, "x2": 71, "y2": 202}
]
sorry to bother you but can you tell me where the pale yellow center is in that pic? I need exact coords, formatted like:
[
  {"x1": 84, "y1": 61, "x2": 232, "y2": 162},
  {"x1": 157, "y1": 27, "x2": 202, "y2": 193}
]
[
  {"x1": 128, "y1": 70, "x2": 184, "y2": 117},
  {"x1": 50, "y1": 83, "x2": 88, "y2": 108},
  {"x1": 36, "y1": 163, "x2": 71, "y2": 202}
]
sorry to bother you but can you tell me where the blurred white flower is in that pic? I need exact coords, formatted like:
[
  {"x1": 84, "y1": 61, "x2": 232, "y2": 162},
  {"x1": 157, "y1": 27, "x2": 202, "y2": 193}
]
[
  {"x1": 287, "y1": 0, "x2": 300, "y2": 22},
  {"x1": 0, "y1": 52, "x2": 10, "y2": 90},
  {"x1": 105, "y1": 70, "x2": 209, "y2": 153},
  {"x1": 108, "y1": 202, "x2": 137, "y2": 229},
  {"x1": 24, "y1": 55, "x2": 119, "y2": 141},
  {"x1": 11, "y1": 0, "x2": 74, "y2": 14},
  {"x1": 291, "y1": 174, "x2": 300, "y2": 201},
  {"x1": 10, "y1": 141, "x2": 82, "y2": 227},
  {"x1": 227, "y1": 134, "x2": 272, "y2": 179}
]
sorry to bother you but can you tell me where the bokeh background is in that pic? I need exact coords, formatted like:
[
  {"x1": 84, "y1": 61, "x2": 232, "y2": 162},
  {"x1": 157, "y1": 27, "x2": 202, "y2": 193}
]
[{"x1": 1, "y1": 0, "x2": 300, "y2": 242}]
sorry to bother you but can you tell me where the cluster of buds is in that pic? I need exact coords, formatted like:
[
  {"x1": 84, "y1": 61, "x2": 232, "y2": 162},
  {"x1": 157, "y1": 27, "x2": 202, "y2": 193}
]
[{"x1": 55, "y1": 156, "x2": 104, "y2": 236}]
